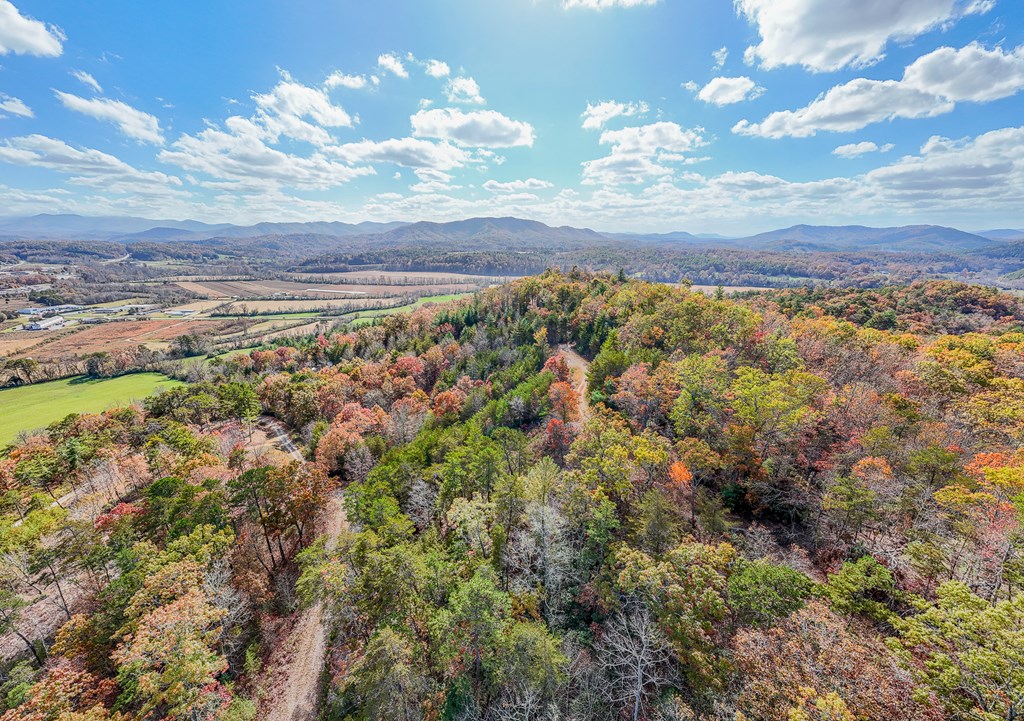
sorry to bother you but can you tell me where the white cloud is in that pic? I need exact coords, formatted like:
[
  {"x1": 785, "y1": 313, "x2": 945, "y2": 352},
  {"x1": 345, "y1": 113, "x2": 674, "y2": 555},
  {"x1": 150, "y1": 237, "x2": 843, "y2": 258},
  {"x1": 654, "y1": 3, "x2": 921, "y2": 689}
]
[
  {"x1": 582, "y1": 121, "x2": 707, "y2": 184},
  {"x1": 253, "y1": 74, "x2": 355, "y2": 145},
  {"x1": 425, "y1": 59, "x2": 450, "y2": 78},
  {"x1": 733, "y1": 80, "x2": 948, "y2": 138},
  {"x1": 581, "y1": 100, "x2": 648, "y2": 130},
  {"x1": 600, "y1": 122, "x2": 705, "y2": 156},
  {"x1": 864, "y1": 127, "x2": 1024, "y2": 205},
  {"x1": 736, "y1": 0, "x2": 992, "y2": 72},
  {"x1": 328, "y1": 137, "x2": 469, "y2": 170},
  {"x1": 0, "y1": 134, "x2": 180, "y2": 187},
  {"x1": 563, "y1": 0, "x2": 659, "y2": 8},
  {"x1": 734, "y1": 43, "x2": 1024, "y2": 138},
  {"x1": 410, "y1": 167, "x2": 463, "y2": 194},
  {"x1": 324, "y1": 72, "x2": 367, "y2": 90},
  {"x1": 411, "y1": 108, "x2": 535, "y2": 148},
  {"x1": 55, "y1": 92, "x2": 165, "y2": 144},
  {"x1": 446, "y1": 76, "x2": 485, "y2": 104},
  {"x1": 0, "y1": 0, "x2": 63, "y2": 57},
  {"x1": 833, "y1": 141, "x2": 895, "y2": 158},
  {"x1": 693, "y1": 76, "x2": 763, "y2": 105},
  {"x1": 903, "y1": 42, "x2": 1024, "y2": 102},
  {"x1": 712, "y1": 47, "x2": 728, "y2": 69},
  {"x1": 0, "y1": 94, "x2": 32, "y2": 117},
  {"x1": 483, "y1": 178, "x2": 554, "y2": 193},
  {"x1": 159, "y1": 119, "x2": 374, "y2": 190},
  {"x1": 378, "y1": 53, "x2": 409, "y2": 78},
  {"x1": 71, "y1": 70, "x2": 103, "y2": 93}
]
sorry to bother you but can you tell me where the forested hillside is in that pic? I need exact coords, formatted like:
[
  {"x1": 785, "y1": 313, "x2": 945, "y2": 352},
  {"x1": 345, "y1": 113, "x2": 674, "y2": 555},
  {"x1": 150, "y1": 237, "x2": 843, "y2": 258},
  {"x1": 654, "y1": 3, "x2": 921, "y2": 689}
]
[{"x1": 3, "y1": 271, "x2": 1024, "y2": 721}]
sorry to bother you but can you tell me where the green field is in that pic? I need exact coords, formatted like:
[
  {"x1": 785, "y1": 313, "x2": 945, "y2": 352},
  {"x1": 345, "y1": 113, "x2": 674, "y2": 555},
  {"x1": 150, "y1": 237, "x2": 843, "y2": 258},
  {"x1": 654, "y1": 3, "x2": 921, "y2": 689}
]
[
  {"x1": 346, "y1": 293, "x2": 471, "y2": 326},
  {"x1": 0, "y1": 373, "x2": 183, "y2": 446}
]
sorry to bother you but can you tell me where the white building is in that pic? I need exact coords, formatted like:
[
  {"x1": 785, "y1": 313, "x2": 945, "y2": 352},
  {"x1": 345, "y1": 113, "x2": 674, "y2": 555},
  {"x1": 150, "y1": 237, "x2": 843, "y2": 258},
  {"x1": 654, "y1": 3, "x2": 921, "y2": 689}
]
[{"x1": 26, "y1": 315, "x2": 65, "y2": 331}]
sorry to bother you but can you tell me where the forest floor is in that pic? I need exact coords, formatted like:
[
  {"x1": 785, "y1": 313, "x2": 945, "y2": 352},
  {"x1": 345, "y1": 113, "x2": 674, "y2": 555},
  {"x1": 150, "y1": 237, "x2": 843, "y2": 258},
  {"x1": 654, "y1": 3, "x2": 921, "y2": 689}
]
[{"x1": 557, "y1": 345, "x2": 592, "y2": 422}]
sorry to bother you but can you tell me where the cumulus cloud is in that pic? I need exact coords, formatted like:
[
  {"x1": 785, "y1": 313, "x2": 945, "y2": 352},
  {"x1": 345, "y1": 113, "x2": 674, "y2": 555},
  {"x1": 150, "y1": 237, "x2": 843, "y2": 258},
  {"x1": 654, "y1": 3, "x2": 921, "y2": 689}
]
[
  {"x1": 736, "y1": 0, "x2": 992, "y2": 72},
  {"x1": 903, "y1": 42, "x2": 1024, "y2": 102},
  {"x1": 328, "y1": 137, "x2": 469, "y2": 170},
  {"x1": 378, "y1": 53, "x2": 409, "y2": 78},
  {"x1": 159, "y1": 119, "x2": 374, "y2": 190},
  {"x1": 0, "y1": 134, "x2": 179, "y2": 187},
  {"x1": 324, "y1": 72, "x2": 367, "y2": 90},
  {"x1": 445, "y1": 77, "x2": 485, "y2": 104},
  {"x1": 582, "y1": 121, "x2": 707, "y2": 184},
  {"x1": 865, "y1": 127, "x2": 1024, "y2": 205},
  {"x1": 0, "y1": 1, "x2": 63, "y2": 57},
  {"x1": 425, "y1": 59, "x2": 450, "y2": 78},
  {"x1": 563, "y1": 0, "x2": 659, "y2": 8},
  {"x1": 833, "y1": 141, "x2": 895, "y2": 158},
  {"x1": 692, "y1": 76, "x2": 764, "y2": 105},
  {"x1": 410, "y1": 167, "x2": 462, "y2": 193},
  {"x1": 253, "y1": 74, "x2": 355, "y2": 145},
  {"x1": 581, "y1": 100, "x2": 649, "y2": 130},
  {"x1": 483, "y1": 178, "x2": 554, "y2": 193},
  {"x1": 411, "y1": 108, "x2": 535, "y2": 147},
  {"x1": 712, "y1": 47, "x2": 728, "y2": 69},
  {"x1": 71, "y1": 70, "x2": 103, "y2": 93},
  {"x1": 55, "y1": 92, "x2": 165, "y2": 144},
  {"x1": 0, "y1": 94, "x2": 32, "y2": 118},
  {"x1": 734, "y1": 43, "x2": 1024, "y2": 138}
]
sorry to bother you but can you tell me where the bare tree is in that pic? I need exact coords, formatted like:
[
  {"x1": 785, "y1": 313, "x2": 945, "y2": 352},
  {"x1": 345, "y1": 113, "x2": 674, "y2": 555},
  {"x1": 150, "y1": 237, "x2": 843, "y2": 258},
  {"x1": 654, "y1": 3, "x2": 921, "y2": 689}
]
[
  {"x1": 405, "y1": 478, "x2": 437, "y2": 531},
  {"x1": 598, "y1": 603, "x2": 673, "y2": 721}
]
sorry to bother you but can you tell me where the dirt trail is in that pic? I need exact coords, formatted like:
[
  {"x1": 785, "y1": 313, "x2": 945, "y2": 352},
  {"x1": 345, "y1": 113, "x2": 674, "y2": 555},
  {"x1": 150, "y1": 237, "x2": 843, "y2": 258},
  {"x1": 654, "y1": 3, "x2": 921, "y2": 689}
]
[
  {"x1": 260, "y1": 485, "x2": 347, "y2": 721},
  {"x1": 556, "y1": 345, "x2": 593, "y2": 422},
  {"x1": 256, "y1": 416, "x2": 304, "y2": 463}
]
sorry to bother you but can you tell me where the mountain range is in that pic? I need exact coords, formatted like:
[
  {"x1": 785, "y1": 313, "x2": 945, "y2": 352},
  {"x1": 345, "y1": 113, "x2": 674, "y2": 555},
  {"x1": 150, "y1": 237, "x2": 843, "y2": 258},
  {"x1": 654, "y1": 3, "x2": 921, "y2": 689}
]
[{"x1": 0, "y1": 213, "x2": 1020, "y2": 254}]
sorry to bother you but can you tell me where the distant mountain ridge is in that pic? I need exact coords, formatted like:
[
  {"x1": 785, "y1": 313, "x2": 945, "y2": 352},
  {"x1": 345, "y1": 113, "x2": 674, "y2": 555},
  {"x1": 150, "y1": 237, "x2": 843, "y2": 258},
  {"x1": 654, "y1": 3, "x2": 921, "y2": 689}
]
[
  {"x1": 976, "y1": 229, "x2": 1024, "y2": 241},
  {"x1": 737, "y1": 224, "x2": 996, "y2": 252},
  {"x1": 0, "y1": 214, "x2": 407, "y2": 242},
  {"x1": 0, "y1": 214, "x2": 1010, "y2": 254}
]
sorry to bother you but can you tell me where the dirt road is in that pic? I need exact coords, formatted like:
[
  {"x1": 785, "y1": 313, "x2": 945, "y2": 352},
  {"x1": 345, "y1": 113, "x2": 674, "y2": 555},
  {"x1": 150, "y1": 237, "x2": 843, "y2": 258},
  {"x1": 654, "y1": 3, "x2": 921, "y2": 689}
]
[
  {"x1": 256, "y1": 416, "x2": 304, "y2": 462},
  {"x1": 259, "y1": 492, "x2": 347, "y2": 721},
  {"x1": 556, "y1": 345, "x2": 593, "y2": 422}
]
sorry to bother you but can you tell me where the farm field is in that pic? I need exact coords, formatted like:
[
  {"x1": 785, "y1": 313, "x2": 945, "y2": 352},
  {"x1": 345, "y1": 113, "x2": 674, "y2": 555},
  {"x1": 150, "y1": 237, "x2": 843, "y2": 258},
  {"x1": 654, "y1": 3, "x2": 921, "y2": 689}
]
[
  {"x1": 174, "y1": 279, "x2": 480, "y2": 299},
  {"x1": 285, "y1": 270, "x2": 516, "y2": 284},
  {"x1": 344, "y1": 293, "x2": 472, "y2": 326},
  {"x1": 3, "y1": 319, "x2": 237, "y2": 360},
  {"x1": 687, "y1": 284, "x2": 775, "y2": 294},
  {"x1": 214, "y1": 298, "x2": 376, "y2": 314},
  {"x1": 0, "y1": 373, "x2": 183, "y2": 446}
]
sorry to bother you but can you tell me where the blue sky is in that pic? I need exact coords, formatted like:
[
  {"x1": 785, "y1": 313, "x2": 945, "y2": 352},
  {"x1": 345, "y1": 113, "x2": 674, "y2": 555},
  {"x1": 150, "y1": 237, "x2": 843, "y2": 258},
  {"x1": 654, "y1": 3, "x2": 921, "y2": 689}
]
[{"x1": 0, "y1": 0, "x2": 1021, "y2": 234}]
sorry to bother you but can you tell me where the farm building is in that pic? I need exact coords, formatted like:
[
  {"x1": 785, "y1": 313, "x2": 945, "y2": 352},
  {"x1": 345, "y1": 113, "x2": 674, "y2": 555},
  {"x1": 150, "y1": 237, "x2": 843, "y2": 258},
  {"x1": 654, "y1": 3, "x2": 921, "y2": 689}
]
[{"x1": 26, "y1": 315, "x2": 66, "y2": 331}]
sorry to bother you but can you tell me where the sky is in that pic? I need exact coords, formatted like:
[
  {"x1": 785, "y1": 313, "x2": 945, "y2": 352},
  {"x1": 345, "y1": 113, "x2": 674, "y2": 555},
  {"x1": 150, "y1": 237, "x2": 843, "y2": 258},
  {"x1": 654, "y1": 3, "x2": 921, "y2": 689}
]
[{"x1": 0, "y1": 0, "x2": 1021, "y2": 234}]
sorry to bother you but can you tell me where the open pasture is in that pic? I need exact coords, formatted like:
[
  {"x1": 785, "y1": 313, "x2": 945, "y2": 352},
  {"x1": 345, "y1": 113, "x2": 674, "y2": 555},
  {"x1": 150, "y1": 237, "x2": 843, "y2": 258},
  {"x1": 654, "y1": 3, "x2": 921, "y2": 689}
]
[{"x1": 0, "y1": 373, "x2": 183, "y2": 446}]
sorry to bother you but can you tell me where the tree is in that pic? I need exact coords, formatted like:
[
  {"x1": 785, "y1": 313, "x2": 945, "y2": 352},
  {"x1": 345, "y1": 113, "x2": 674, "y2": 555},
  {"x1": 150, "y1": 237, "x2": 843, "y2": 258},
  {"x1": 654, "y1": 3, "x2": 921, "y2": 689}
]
[
  {"x1": 733, "y1": 601, "x2": 938, "y2": 721},
  {"x1": 217, "y1": 382, "x2": 260, "y2": 432},
  {"x1": 113, "y1": 589, "x2": 228, "y2": 721},
  {"x1": 727, "y1": 559, "x2": 813, "y2": 628},
  {"x1": 613, "y1": 540, "x2": 735, "y2": 684},
  {"x1": 430, "y1": 567, "x2": 510, "y2": 701},
  {"x1": 548, "y1": 381, "x2": 580, "y2": 423},
  {"x1": 342, "y1": 628, "x2": 425, "y2": 721},
  {"x1": 598, "y1": 603, "x2": 673, "y2": 721},
  {"x1": 824, "y1": 555, "x2": 898, "y2": 621},
  {"x1": 0, "y1": 589, "x2": 43, "y2": 665},
  {"x1": 889, "y1": 581, "x2": 1024, "y2": 721},
  {"x1": 632, "y1": 488, "x2": 681, "y2": 556}
]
